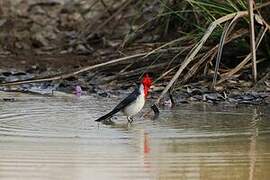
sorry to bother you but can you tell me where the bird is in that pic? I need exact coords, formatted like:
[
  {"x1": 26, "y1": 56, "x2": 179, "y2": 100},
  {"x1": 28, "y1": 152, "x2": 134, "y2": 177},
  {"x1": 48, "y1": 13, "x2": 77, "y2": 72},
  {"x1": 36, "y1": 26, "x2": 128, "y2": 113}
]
[{"x1": 95, "y1": 73, "x2": 153, "y2": 123}]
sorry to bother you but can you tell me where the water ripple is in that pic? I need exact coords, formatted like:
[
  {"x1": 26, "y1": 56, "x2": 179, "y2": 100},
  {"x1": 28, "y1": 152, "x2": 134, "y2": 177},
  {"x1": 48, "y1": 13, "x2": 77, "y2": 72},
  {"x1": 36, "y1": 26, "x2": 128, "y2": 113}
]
[{"x1": 0, "y1": 92, "x2": 270, "y2": 180}]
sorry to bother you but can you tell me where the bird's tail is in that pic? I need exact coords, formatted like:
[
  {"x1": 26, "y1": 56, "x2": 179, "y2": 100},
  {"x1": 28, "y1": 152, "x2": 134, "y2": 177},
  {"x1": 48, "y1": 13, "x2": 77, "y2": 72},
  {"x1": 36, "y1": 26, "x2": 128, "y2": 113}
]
[{"x1": 95, "y1": 109, "x2": 120, "y2": 122}]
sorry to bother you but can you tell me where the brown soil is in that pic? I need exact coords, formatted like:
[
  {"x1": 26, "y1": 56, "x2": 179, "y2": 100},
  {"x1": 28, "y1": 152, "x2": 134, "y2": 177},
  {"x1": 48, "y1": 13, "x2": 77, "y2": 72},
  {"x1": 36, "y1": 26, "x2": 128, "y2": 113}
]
[{"x1": 0, "y1": 55, "x2": 92, "y2": 73}]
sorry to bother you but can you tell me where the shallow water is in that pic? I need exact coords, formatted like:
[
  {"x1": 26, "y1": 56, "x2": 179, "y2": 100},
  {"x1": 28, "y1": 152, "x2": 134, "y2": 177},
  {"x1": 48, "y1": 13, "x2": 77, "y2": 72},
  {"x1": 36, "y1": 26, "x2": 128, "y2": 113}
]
[{"x1": 0, "y1": 92, "x2": 270, "y2": 180}]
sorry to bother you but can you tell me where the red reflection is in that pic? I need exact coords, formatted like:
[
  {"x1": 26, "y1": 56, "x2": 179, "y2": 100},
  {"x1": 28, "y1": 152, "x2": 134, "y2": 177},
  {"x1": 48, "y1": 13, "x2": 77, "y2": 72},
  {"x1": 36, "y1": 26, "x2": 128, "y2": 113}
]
[{"x1": 144, "y1": 132, "x2": 150, "y2": 154}]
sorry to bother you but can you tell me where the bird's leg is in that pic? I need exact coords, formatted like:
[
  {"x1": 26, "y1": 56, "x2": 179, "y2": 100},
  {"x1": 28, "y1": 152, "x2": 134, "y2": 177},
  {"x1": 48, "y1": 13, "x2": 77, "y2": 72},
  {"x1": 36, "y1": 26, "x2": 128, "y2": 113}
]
[{"x1": 127, "y1": 116, "x2": 134, "y2": 124}]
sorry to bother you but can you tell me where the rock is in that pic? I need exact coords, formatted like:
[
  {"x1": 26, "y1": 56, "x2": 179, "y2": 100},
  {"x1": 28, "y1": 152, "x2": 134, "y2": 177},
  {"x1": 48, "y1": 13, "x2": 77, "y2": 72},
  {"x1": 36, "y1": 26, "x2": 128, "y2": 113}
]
[
  {"x1": 2, "y1": 98, "x2": 16, "y2": 102},
  {"x1": 241, "y1": 94, "x2": 255, "y2": 101},
  {"x1": 26, "y1": 65, "x2": 38, "y2": 74},
  {"x1": 264, "y1": 96, "x2": 270, "y2": 104},
  {"x1": 98, "y1": 91, "x2": 109, "y2": 97},
  {"x1": 239, "y1": 81, "x2": 253, "y2": 87},
  {"x1": 13, "y1": 72, "x2": 27, "y2": 76},
  {"x1": 190, "y1": 95, "x2": 203, "y2": 101},
  {"x1": 265, "y1": 80, "x2": 270, "y2": 87},
  {"x1": 186, "y1": 87, "x2": 203, "y2": 95},
  {"x1": 228, "y1": 98, "x2": 238, "y2": 103},
  {"x1": 75, "y1": 44, "x2": 93, "y2": 55},
  {"x1": 0, "y1": 19, "x2": 7, "y2": 27},
  {"x1": 214, "y1": 85, "x2": 224, "y2": 92},
  {"x1": 5, "y1": 76, "x2": 19, "y2": 82},
  {"x1": 2, "y1": 72, "x2": 13, "y2": 76},
  {"x1": 203, "y1": 93, "x2": 224, "y2": 101},
  {"x1": 0, "y1": 75, "x2": 5, "y2": 83}
]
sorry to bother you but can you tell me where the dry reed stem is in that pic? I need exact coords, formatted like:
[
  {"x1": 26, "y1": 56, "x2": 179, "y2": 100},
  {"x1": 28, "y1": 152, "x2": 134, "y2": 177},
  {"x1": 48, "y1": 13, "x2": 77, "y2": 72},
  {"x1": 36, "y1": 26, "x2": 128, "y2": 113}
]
[
  {"x1": 0, "y1": 52, "x2": 148, "y2": 86},
  {"x1": 99, "y1": 0, "x2": 112, "y2": 15},
  {"x1": 182, "y1": 29, "x2": 248, "y2": 84},
  {"x1": 99, "y1": 62, "x2": 169, "y2": 84},
  {"x1": 154, "y1": 2, "x2": 270, "y2": 105},
  {"x1": 154, "y1": 66, "x2": 178, "y2": 84},
  {"x1": 211, "y1": 14, "x2": 242, "y2": 89},
  {"x1": 155, "y1": 2, "x2": 270, "y2": 104},
  {"x1": 154, "y1": 11, "x2": 248, "y2": 105},
  {"x1": 248, "y1": 0, "x2": 257, "y2": 82},
  {"x1": 86, "y1": 0, "x2": 132, "y2": 39},
  {"x1": 217, "y1": 27, "x2": 267, "y2": 85},
  {"x1": 255, "y1": 14, "x2": 270, "y2": 32},
  {"x1": 143, "y1": 37, "x2": 187, "y2": 59},
  {"x1": 217, "y1": 13, "x2": 270, "y2": 84}
]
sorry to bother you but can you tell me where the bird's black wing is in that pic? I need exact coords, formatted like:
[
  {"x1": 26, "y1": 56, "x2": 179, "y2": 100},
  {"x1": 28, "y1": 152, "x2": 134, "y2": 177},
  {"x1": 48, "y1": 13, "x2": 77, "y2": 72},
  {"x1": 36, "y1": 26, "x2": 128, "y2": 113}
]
[
  {"x1": 95, "y1": 85, "x2": 140, "y2": 122},
  {"x1": 112, "y1": 86, "x2": 140, "y2": 112}
]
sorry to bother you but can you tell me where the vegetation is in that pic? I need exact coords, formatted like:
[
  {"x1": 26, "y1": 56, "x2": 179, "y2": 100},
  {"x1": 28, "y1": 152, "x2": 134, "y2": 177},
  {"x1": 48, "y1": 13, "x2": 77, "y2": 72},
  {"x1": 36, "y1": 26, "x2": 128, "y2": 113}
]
[
  {"x1": 1, "y1": 0, "x2": 270, "y2": 102},
  {"x1": 77, "y1": 0, "x2": 270, "y2": 102}
]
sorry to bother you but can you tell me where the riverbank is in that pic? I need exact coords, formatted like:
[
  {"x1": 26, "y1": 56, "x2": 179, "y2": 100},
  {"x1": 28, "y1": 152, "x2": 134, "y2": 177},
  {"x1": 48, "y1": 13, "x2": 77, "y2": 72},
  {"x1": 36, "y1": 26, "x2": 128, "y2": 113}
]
[
  {"x1": 0, "y1": 1, "x2": 270, "y2": 106},
  {"x1": 1, "y1": 55, "x2": 270, "y2": 106}
]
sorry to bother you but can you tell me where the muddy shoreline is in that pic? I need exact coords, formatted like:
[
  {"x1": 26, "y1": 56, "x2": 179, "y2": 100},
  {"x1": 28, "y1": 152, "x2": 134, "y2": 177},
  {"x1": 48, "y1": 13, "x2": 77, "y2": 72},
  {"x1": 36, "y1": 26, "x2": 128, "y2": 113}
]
[
  {"x1": 0, "y1": 1, "x2": 270, "y2": 106},
  {"x1": 1, "y1": 55, "x2": 270, "y2": 106}
]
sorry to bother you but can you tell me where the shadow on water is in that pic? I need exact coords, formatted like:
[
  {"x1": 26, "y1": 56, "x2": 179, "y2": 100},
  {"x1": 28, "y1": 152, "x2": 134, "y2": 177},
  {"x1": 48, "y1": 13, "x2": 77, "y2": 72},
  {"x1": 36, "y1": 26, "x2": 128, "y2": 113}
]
[{"x1": 0, "y1": 91, "x2": 270, "y2": 180}]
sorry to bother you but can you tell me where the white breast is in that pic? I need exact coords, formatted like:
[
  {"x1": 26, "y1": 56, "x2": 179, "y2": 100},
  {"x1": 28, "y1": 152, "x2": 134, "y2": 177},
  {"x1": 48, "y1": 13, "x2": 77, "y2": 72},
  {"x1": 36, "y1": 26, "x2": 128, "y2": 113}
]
[{"x1": 123, "y1": 85, "x2": 145, "y2": 117}]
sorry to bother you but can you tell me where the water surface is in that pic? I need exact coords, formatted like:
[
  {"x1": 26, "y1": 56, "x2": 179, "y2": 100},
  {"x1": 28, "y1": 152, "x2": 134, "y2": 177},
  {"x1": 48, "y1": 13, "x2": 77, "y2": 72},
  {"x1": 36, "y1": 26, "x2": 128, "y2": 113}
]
[{"x1": 0, "y1": 92, "x2": 270, "y2": 180}]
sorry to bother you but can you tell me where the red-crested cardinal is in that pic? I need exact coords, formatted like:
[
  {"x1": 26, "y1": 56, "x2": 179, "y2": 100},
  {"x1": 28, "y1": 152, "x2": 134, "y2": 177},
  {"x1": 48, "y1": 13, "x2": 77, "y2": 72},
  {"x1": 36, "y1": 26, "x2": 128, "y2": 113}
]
[{"x1": 95, "y1": 74, "x2": 153, "y2": 123}]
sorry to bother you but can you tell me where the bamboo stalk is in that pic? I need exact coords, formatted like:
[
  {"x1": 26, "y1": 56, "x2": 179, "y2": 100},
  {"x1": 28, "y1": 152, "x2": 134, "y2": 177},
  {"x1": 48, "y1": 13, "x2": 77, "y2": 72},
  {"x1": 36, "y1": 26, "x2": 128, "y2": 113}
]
[{"x1": 248, "y1": 0, "x2": 257, "y2": 82}]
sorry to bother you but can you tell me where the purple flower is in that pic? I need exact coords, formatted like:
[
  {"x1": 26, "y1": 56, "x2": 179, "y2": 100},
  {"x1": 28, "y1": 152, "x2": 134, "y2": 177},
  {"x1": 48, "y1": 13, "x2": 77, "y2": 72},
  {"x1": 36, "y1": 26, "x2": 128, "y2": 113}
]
[{"x1": 75, "y1": 85, "x2": 82, "y2": 97}]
